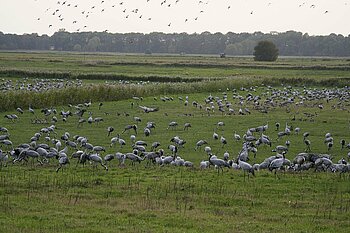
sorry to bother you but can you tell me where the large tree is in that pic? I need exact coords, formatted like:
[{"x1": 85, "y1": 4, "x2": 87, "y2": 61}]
[{"x1": 253, "y1": 40, "x2": 279, "y2": 61}]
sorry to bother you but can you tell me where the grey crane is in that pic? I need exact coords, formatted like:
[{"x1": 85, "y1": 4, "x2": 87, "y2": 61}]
[
  {"x1": 0, "y1": 150, "x2": 9, "y2": 167},
  {"x1": 64, "y1": 140, "x2": 76, "y2": 149},
  {"x1": 238, "y1": 147, "x2": 249, "y2": 162},
  {"x1": 184, "y1": 161, "x2": 193, "y2": 167},
  {"x1": 16, "y1": 107, "x2": 24, "y2": 114},
  {"x1": 151, "y1": 142, "x2": 161, "y2": 151},
  {"x1": 56, "y1": 154, "x2": 69, "y2": 172},
  {"x1": 327, "y1": 141, "x2": 333, "y2": 151},
  {"x1": 115, "y1": 152, "x2": 126, "y2": 166},
  {"x1": 0, "y1": 128, "x2": 8, "y2": 135},
  {"x1": 93, "y1": 146, "x2": 105, "y2": 153},
  {"x1": 87, "y1": 115, "x2": 93, "y2": 125},
  {"x1": 35, "y1": 147, "x2": 48, "y2": 163},
  {"x1": 303, "y1": 132, "x2": 310, "y2": 140},
  {"x1": 72, "y1": 150, "x2": 84, "y2": 164},
  {"x1": 243, "y1": 134, "x2": 256, "y2": 142},
  {"x1": 274, "y1": 145, "x2": 288, "y2": 154},
  {"x1": 285, "y1": 140, "x2": 291, "y2": 148},
  {"x1": 89, "y1": 153, "x2": 108, "y2": 171},
  {"x1": 0, "y1": 134, "x2": 9, "y2": 141},
  {"x1": 4, "y1": 114, "x2": 18, "y2": 122},
  {"x1": 304, "y1": 139, "x2": 311, "y2": 152},
  {"x1": 195, "y1": 140, "x2": 208, "y2": 150},
  {"x1": 216, "y1": 121, "x2": 225, "y2": 130},
  {"x1": 208, "y1": 154, "x2": 230, "y2": 174},
  {"x1": 142, "y1": 151, "x2": 161, "y2": 165},
  {"x1": 238, "y1": 158, "x2": 255, "y2": 179},
  {"x1": 1, "y1": 139, "x2": 13, "y2": 150},
  {"x1": 269, "y1": 152, "x2": 288, "y2": 177},
  {"x1": 259, "y1": 135, "x2": 271, "y2": 147},
  {"x1": 184, "y1": 123, "x2": 191, "y2": 130},
  {"x1": 204, "y1": 146, "x2": 212, "y2": 155},
  {"x1": 103, "y1": 154, "x2": 115, "y2": 165},
  {"x1": 337, "y1": 158, "x2": 347, "y2": 165},
  {"x1": 135, "y1": 140, "x2": 147, "y2": 146},
  {"x1": 130, "y1": 134, "x2": 136, "y2": 143},
  {"x1": 314, "y1": 157, "x2": 333, "y2": 171},
  {"x1": 223, "y1": 151, "x2": 230, "y2": 161},
  {"x1": 168, "y1": 144, "x2": 178, "y2": 155},
  {"x1": 340, "y1": 139, "x2": 346, "y2": 150},
  {"x1": 213, "y1": 131, "x2": 219, "y2": 140},
  {"x1": 133, "y1": 116, "x2": 142, "y2": 124},
  {"x1": 220, "y1": 136, "x2": 227, "y2": 148},
  {"x1": 144, "y1": 127, "x2": 151, "y2": 137},
  {"x1": 173, "y1": 156, "x2": 185, "y2": 166},
  {"x1": 159, "y1": 155, "x2": 175, "y2": 166},
  {"x1": 94, "y1": 117, "x2": 104, "y2": 125},
  {"x1": 233, "y1": 131, "x2": 241, "y2": 141},
  {"x1": 146, "y1": 122, "x2": 156, "y2": 130},
  {"x1": 167, "y1": 121, "x2": 178, "y2": 130},
  {"x1": 275, "y1": 122, "x2": 280, "y2": 131},
  {"x1": 324, "y1": 137, "x2": 333, "y2": 144},
  {"x1": 125, "y1": 152, "x2": 144, "y2": 165},
  {"x1": 82, "y1": 142, "x2": 94, "y2": 151},
  {"x1": 77, "y1": 118, "x2": 86, "y2": 127},
  {"x1": 122, "y1": 124, "x2": 137, "y2": 134},
  {"x1": 110, "y1": 137, "x2": 119, "y2": 147},
  {"x1": 107, "y1": 126, "x2": 114, "y2": 137},
  {"x1": 199, "y1": 160, "x2": 209, "y2": 169},
  {"x1": 139, "y1": 105, "x2": 158, "y2": 113},
  {"x1": 29, "y1": 105, "x2": 35, "y2": 115}
]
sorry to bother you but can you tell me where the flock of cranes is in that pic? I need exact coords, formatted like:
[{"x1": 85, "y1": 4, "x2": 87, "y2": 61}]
[
  {"x1": 0, "y1": 78, "x2": 83, "y2": 92},
  {"x1": 1, "y1": 84, "x2": 350, "y2": 178},
  {"x1": 33, "y1": 0, "x2": 336, "y2": 32}
]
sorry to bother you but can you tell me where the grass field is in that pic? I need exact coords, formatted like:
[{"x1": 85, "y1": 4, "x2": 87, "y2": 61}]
[
  {"x1": 1, "y1": 91, "x2": 350, "y2": 232},
  {"x1": 1, "y1": 164, "x2": 350, "y2": 232},
  {"x1": 1, "y1": 51, "x2": 350, "y2": 112},
  {"x1": 0, "y1": 51, "x2": 350, "y2": 232},
  {"x1": 1, "y1": 51, "x2": 350, "y2": 80}
]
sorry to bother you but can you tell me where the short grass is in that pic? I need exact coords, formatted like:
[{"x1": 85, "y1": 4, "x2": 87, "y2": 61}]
[
  {"x1": 1, "y1": 165, "x2": 350, "y2": 233},
  {"x1": 1, "y1": 88, "x2": 350, "y2": 232}
]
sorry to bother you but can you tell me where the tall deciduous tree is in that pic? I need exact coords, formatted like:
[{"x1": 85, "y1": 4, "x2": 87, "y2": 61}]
[{"x1": 253, "y1": 40, "x2": 279, "y2": 61}]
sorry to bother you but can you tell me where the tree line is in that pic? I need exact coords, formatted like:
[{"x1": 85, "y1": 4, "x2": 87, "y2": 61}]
[{"x1": 1, "y1": 30, "x2": 349, "y2": 57}]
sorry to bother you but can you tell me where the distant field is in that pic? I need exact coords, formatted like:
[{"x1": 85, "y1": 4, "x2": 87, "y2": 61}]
[
  {"x1": 1, "y1": 51, "x2": 350, "y2": 81},
  {"x1": 1, "y1": 51, "x2": 350, "y2": 112}
]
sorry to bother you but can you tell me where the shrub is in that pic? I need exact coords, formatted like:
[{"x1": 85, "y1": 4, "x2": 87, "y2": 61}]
[{"x1": 253, "y1": 41, "x2": 279, "y2": 62}]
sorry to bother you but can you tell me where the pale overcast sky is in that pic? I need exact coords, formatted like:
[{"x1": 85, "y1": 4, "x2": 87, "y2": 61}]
[{"x1": 0, "y1": 0, "x2": 349, "y2": 36}]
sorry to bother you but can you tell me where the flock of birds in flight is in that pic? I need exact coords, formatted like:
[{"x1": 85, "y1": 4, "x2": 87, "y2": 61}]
[{"x1": 32, "y1": 0, "x2": 342, "y2": 33}]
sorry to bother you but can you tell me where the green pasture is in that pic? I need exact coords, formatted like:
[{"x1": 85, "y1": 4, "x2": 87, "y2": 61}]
[
  {"x1": 0, "y1": 89, "x2": 350, "y2": 232},
  {"x1": 1, "y1": 51, "x2": 350, "y2": 112},
  {"x1": 1, "y1": 51, "x2": 350, "y2": 80},
  {"x1": 0, "y1": 51, "x2": 350, "y2": 232}
]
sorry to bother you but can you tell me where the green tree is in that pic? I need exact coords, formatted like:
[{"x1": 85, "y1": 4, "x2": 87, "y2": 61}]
[
  {"x1": 253, "y1": 40, "x2": 279, "y2": 61},
  {"x1": 86, "y1": 36, "x2": 101, "y2": 52}
]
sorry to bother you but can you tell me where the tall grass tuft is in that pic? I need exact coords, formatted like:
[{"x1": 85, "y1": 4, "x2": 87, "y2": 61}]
[{"x1": 0, "y1": 69, "x2": 206, "y2": 83}]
